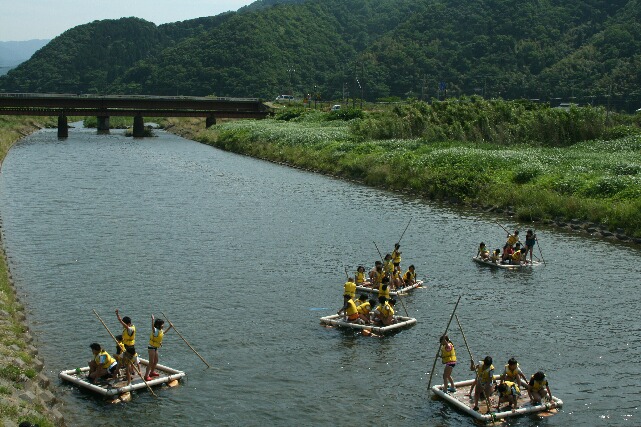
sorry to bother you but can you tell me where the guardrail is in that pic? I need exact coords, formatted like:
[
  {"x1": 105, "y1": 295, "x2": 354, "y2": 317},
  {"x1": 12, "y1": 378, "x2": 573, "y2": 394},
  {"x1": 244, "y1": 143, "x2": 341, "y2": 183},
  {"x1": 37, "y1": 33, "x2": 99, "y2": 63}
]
[{"x1": 0, "y1": 93, "x2": 260, "y2": 102}]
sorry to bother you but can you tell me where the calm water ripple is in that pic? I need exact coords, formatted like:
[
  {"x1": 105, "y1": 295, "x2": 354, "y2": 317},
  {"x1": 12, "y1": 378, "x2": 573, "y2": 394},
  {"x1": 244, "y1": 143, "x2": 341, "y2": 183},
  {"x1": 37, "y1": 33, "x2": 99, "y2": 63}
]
[{"x1": 0, "y1": 126, "x2": 640, "y2": 426}]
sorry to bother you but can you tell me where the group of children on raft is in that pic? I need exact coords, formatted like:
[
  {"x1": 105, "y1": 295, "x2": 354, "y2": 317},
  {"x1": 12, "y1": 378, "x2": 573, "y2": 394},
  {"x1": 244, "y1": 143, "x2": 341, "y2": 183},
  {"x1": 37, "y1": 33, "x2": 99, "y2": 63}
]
[
  {"x1": 87, "y1": 309, "x2": 172, "y2": 385},
  {"x1": 477, "y1": 229, "x2": 538, "y2": 265},
  {"x1": 440, "y1": 335, "x2": 553, "y2": 412},
  {"x1": 337, "y1": 244, "x2": 418, "y2": 327}
]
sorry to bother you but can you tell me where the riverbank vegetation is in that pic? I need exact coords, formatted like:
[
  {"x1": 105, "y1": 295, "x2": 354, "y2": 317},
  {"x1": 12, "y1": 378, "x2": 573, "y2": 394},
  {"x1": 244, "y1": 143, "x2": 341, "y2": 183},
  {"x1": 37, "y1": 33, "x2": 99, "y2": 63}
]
[
  {"x1": 0, "y1": 116, "x2": 54, "y2": 168},
  {"x1": 167, "y1": 99, "x2": 641, "y2": 237},
  {"x1": 0, "y1": 116, "x2": 59, "y2": 427}
]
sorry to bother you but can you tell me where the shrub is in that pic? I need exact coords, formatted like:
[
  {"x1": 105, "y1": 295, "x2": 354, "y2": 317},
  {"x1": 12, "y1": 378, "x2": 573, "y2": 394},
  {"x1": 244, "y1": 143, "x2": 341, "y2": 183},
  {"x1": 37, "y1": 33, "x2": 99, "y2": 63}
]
[
  {"x1": 327, "y1": 107, "x2": 364, "y2": 121},
  {"x1": 274, "y1": 108, "x2": 307, "y2": 121},
  {"x1": 602, "y1": 125, "x2": 641, "y2": 140},
  {"x1": 582, "y1": 176, "x2": 631, "y2": 197},
  {"x1": 512, "y1": 167, "x2": 542, "y2": 184}
]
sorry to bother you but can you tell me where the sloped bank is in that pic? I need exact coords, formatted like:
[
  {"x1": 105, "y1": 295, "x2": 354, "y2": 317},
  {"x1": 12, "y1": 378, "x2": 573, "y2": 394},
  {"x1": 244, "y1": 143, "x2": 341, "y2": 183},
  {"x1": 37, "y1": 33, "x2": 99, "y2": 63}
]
[
  {"x1": 0, "y1": 117, "x2": 64, "y2": 427},
  {"x1": 163, "y1": 116, "x2": 641, "y2": 244}
]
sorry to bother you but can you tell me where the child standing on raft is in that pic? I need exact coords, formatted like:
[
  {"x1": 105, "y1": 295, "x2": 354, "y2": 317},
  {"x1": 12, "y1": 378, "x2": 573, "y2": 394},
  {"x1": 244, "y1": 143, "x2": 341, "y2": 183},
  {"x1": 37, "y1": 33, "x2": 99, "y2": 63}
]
[
  {"x1": 524, "y1": 229, "x2": 537, "y2": 263},
  {"x1": 144, "y1": 315, "x2": 172, "y2": 381},
  {"x1": 440, "y1": 335, "x2": 457, "y2": 393},
  {"x1": 471, "y1": 356, "x2": 495, "y2": 412}
]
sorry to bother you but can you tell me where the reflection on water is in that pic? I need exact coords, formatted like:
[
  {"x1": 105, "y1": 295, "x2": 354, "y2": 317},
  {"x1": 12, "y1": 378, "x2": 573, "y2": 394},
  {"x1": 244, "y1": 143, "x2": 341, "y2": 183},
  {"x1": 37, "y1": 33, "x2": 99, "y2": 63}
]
[{"x1": 0, "y1": 127, "x2": 640, "y2": 426}]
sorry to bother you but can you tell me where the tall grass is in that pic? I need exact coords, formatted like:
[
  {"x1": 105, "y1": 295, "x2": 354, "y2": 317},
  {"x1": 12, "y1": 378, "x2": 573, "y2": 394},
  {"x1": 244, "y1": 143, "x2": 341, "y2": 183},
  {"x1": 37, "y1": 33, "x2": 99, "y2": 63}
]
[
  {"x1": 350, "y1": 98, "x2": 622, "y2": 146},
  {"x1": 194, "y1": 101, "x2": 641, "y2": 237}
]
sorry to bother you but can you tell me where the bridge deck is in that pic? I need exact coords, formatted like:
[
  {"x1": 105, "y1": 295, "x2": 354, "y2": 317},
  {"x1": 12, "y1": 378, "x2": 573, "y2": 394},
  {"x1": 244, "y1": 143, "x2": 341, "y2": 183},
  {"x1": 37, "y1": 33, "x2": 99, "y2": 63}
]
[{"x1": 0, "y1": 93, "x2": 270, "y2": 118}]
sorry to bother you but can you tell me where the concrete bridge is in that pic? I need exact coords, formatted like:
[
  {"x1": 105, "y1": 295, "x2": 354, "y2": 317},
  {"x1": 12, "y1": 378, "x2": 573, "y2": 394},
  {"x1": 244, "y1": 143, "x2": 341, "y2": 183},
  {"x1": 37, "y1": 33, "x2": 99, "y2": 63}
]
[{"x1": 0, "y1": 93, "x2": 271, "y2": 137}]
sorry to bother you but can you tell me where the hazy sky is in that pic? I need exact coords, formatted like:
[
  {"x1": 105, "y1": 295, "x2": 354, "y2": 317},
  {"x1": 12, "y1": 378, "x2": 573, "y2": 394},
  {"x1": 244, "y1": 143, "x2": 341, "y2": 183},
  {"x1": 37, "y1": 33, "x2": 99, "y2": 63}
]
[{"x1": 0, "y1": 0, "x2": 256, "y2": 41}]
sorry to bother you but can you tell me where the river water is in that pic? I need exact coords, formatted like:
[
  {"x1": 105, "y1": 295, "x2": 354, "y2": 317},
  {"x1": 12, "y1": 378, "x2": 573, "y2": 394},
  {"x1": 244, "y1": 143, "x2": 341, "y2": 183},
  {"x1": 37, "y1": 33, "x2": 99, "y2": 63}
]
[{"x1": 0, "y1": 126, "x2": 639, "y2": 426}]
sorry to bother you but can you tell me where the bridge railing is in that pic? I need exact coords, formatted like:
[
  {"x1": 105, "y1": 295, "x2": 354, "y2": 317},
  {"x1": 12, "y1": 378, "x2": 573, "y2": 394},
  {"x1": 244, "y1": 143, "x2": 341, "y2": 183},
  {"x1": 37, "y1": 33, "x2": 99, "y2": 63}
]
[{"x1": 0, "y1": 93, "x2": 260, "y2": 102}]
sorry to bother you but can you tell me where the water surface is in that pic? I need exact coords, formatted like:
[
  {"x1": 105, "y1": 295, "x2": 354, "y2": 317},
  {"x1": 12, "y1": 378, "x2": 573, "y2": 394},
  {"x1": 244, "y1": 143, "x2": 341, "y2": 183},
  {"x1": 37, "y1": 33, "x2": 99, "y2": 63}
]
[{"x1": 0, "y1": 126, "x2": 639, "y2": 426}]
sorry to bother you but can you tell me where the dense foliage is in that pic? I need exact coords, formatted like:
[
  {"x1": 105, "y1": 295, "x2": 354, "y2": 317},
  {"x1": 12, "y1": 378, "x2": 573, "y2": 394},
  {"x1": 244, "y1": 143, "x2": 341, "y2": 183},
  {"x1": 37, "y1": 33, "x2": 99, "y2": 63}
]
[
  {"x1": 350, "y1": 98, "x2": 612, "y2": 146},
  {"x1": 1, "y1": 0, "x2": 640, "y2": 110},
  {"x1": 181, "y1": 102, "x2": 641, "y2": 236}
]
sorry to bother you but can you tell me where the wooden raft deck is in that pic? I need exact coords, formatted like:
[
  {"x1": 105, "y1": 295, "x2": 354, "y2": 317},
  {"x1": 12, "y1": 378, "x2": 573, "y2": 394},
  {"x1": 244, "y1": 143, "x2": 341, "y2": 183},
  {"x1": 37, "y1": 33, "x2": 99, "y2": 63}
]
[
  {"x1": 59, "y1": 358, "x2": 185, "y2": 397},
  {"x1": 472, "y1": 256, "x2": 542, "y2": 269},
  {"x1": 355, "y1": 280, "x2": 423, "y2": 296},
  {"x1": 320, "y1": 314, "x2": 416, "y2": 334},
  {"x1": 431, "y1": 378, "x2": 563, "y2": 423}
]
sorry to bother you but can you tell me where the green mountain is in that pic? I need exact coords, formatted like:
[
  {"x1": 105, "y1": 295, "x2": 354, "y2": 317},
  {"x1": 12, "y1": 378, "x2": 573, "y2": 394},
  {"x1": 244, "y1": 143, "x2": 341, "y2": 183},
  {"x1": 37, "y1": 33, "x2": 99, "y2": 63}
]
[{"x1": 1, "y1": 0, "x2": 639, "y2": 109}]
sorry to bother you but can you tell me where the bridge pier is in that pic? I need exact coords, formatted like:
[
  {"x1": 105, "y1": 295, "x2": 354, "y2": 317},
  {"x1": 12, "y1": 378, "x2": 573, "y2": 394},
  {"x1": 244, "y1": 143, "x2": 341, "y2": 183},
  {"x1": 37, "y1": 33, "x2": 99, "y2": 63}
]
[
  {"x1": 57, "y1": 115, "x2": 68, "y2": 138},
  {"x1": 206, "y1": 116, "x2": 217, "y2": 128},
  {"x1": 97, "y1": 116, "x2": 110, "y2": 132},
  {"x1": 133, "y1": 115, "x2": 145, "y2": 137}
]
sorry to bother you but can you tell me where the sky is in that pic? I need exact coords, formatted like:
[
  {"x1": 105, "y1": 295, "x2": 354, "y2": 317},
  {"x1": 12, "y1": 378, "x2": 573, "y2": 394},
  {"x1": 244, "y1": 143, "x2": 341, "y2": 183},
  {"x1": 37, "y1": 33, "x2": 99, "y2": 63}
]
[{"x1": 0, "y1": 0, "x2": 257, "y2": 41}]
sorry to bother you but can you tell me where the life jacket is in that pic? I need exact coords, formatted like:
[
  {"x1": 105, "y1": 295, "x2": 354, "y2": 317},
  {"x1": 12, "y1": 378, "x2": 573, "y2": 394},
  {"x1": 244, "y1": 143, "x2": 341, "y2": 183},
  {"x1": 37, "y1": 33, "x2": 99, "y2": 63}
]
[
  {"x1": 355, "y1": 271, "x2": 366, "y2": 284},
  {"x1": 441, "y1": 343, "x2": 456, "y2": 364},
  {"x1": 477, "y1": 363, "x2": 494, "y2": 384},
  {"x1": 380, "y1": 302, "x2": 394, "y2": 318},
  {"x1": 500, "y1": 381, "x2": 521, "y2": 397},
  {"x1": 384, "y1": 260, "x2": 393, "y2": 274},
  {"x1": 344, "y1": 281, "x2": 356, "y2": 298},
  {"x1": 504, "y1": 364, "x2": 520, "y2": 381},
  {"x1": 122, "y1": 325, "x2": 136, "y2": 346},
  {"x1": 530, "y1": 376, "x2": 548, "y2": 392},
  {"x1": 121, "y1": 349, "x2": 138, "y2": 366},
  {"x1": 343, "y1": 299, "x2": 359, "y2": 320},
  {"x1": 404, "y1": 270, "x2": 416, "y2": 282},
  {"x1": 345, "y1": 299, "x2": 358, "y2": 316},
  {"x1": 372, "y1": 269, "x2": 385, "y2": 285},
  {"x1": 116, "y1": 341, "x2": 125, "y2": 355},
  {"x1": 507, "y1": 234, "x2": 518, "y2": 246},
  {"x1": 511, "y1": 251, "x2": 522, "y2": 262},
  {"x1": 149, "y1": 328, "x2": 164, "y2": 348},
  {"x1": 379, "y1": 284, "x2": 390, "y2": 300},
  {"x1": 357, "y1": 302, "x2": 371, "y2": 315},
  {"x1": 479, "y1": 245, "x2": 489, "y2": 254},
  {"x1": 392, "y1": 250, "x2": 401, "y2": 264},
  {"x1": 95, "y1": 350, "x2": 116, "y2": 369}
]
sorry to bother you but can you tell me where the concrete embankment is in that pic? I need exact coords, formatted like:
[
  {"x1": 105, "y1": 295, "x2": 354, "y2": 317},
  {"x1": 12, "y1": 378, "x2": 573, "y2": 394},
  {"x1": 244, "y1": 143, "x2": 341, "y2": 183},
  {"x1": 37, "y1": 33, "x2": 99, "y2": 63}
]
[{"x1": 0, "y1": 117, "x2": 64, "y2": 427}]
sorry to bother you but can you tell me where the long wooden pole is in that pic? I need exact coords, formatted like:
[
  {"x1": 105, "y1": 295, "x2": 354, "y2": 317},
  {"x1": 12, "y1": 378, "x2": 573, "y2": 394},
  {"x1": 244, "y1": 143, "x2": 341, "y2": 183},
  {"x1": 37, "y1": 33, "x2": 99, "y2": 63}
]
[
  {"x1": 455, "y1": 314, "x2": 492, "y2": 414},
  {"x1": 161, "y1": 312, "x2": 211, "y2": 368},
  {"x1": 535, "y1": 236, "x2": 546, "y2": 265},
  {"x1": 92, "y1": 309, "x2": 157, "y2": 397},
  {"x1": 495, "y1": 221, "x2": 510, "y2": 235},
  {"x1": 373, "y1": 241, "x2": 409, "y2": 317},
  {"x1": 427, "y1": 295, "x2": 462, "y2": 389},
  {"x1": 397, "y1": 217, "x2": 412, "y2": 245},
  {"x1": 455, "y1": 314, "x2": 474, "y2": 361}
]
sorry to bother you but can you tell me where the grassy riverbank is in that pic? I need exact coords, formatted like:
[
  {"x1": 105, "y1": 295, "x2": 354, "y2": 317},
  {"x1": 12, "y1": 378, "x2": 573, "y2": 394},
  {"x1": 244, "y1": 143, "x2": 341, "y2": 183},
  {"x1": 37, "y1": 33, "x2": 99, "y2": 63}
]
[
  {"x1": 165, "y1": 99, "x2": 641, "y2": 238},
  {"x1": 0, "y1": 116, "x2": 62, "y2": 426}
]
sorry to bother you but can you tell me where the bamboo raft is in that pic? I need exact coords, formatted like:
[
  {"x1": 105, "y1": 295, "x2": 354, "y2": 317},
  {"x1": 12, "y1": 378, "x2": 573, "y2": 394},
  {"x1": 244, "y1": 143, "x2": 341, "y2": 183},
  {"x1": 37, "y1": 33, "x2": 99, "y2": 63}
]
[
  {"x1": 472, "y1": 256, "x2": 542, "y2": 269},
  {"x1": 59, "y1": 358, "x2": 185, "y2": 397},
  {"x1": 319, "y1": 314, "x2": 416, "y2": 334},
  {"x1": 431, "y1": 378, "x2": 563, "y2": 423},
  {"x1": 355, "y1": 280, "x2": 423, "y2": 296}
]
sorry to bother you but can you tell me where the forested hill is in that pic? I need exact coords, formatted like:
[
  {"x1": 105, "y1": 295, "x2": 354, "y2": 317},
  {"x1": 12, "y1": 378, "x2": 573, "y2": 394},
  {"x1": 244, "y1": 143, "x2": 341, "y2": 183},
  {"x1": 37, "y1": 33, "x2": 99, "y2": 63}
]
[{"x1": 1, "y1": 0, "x2": 640, "y2": 105}]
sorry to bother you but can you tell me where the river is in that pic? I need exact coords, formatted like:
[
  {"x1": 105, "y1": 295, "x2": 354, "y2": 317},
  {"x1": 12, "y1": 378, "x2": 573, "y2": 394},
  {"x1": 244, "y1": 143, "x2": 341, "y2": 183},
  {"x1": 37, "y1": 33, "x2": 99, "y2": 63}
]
[{"x1": 0, "y1": 125, "x2": 639, "y2": 426}]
